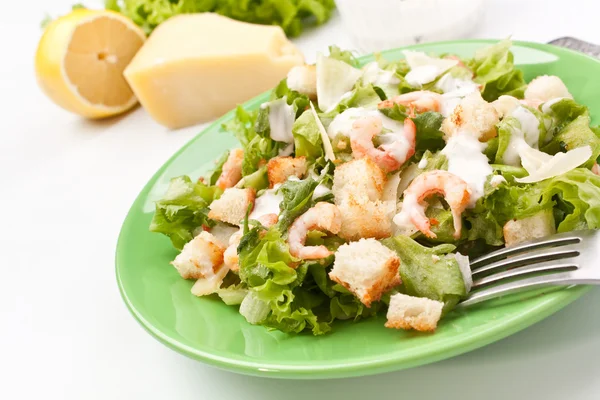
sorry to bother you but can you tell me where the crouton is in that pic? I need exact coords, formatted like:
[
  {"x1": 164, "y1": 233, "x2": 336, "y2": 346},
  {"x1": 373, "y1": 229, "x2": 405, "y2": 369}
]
[
  {"x1": 337, "y1": 194, "x2": 393, "y2": 240},
  {"x1": 333, "y1": 158, "x2": 387, "y2": 202},
  {"x1": 286, "y1": 65, "x2": 317, "y2": 99},
  {"x1": 208, "y1": 188, "x2": 255, "y2": 225},
  {"x1": 216, "y1": 148, "x2": 244, "y2": 190},
  {"x1": 329, "y1": 238, "x2": 400, "y2": 306},
  {"x1": 385, "y1": 293, "x2": 444, "y2": 332},
  {"x1": 171, "y1": 231, "x2": 225, "y2": 280},
  {"x1": 525, "y1": 75, "x2": 573, "y2": 103},
  {"x1": 503, "y1": 209, "x2": 556, "y2": 247},
  {"x1": 266, "y1": 156, "x2": 307, "y2": 187},
  {"x1": 442, "y1": 92, "x2": 499, "y2": 142}
]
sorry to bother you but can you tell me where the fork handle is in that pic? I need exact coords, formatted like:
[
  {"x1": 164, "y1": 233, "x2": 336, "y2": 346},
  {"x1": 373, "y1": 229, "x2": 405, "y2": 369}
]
[{"x1": 458, "y1": 272, "x2": 597, "y2": 308}]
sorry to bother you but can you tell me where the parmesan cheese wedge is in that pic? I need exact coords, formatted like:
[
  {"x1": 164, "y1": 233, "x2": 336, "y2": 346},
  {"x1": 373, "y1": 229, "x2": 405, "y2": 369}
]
[{"x1": 124, "y1": 14, "x2": 304, "y2": 129}]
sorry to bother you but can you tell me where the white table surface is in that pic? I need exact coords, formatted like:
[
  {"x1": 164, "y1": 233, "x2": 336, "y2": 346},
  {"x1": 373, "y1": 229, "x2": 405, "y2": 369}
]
[{"x1": 3, "y1": 0, "x2": 600, "y2": 398}]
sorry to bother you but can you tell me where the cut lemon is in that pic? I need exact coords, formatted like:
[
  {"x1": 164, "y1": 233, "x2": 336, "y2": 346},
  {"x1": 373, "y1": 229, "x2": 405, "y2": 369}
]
[{"x1": 35, "y1": 9, "x2": 146, "y2": 119}]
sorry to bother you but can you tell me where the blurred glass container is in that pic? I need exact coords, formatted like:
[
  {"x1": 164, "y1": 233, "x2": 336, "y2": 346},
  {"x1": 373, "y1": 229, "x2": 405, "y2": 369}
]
[{"x1": 336, "y1": 0, "x2": 485, "y2": 54}]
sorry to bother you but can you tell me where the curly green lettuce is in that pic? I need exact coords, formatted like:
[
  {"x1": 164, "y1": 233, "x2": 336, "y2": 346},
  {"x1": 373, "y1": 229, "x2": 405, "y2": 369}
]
[
  {"x1": 149, "y1": 176, "x2": 222, "y2": 250},
  {"x1": 382, "y1": 235, "x2": 467, "y2": 313},
  {"x1": 104, "y1": 0, "x2": 335, "y2": 36},
  {"x1": 467, "y1": 39, "x2": 527, "y2": 101}
]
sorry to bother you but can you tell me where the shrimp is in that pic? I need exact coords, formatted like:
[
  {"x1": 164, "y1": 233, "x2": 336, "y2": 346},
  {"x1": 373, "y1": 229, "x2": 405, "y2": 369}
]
[
  {"x1": 401, "y1": 170, "x2": 470, "y2": 239},
  {"x1": 350, "y1": 116, "x2": 416, "y2": 172},
  {"x1": 216, "y1": 148, "x2": 244, "y2": 190},
  {"x1": 378, "y1": 91, "x2": 443, "y2": 114},
  {"x1": 593, "y1": 162, "x2": 600, "y2": 176},
  {"x1": 224, "y1": 213, "x2": 279, "y2": 271},
  {"x1": 520, "y1": 98, "x2": 543, "y2": 109},
  {"x1": 288, "y1": 203, "x2": 342, "y2": 260}
]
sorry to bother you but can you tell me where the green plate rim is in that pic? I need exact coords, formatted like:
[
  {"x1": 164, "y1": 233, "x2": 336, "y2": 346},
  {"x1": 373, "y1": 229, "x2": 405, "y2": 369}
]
[{"x1": 115, "y1": 39, "x2": 595, "y2": 379}]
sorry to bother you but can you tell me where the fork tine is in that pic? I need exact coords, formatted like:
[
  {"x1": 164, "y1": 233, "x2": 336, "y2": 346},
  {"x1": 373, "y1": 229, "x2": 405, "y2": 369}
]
[
  {"x1": 471, "y1": 244, "x2": 580, "y2": 276},
  {"x1": 470, "y1": 232, "x2": 582, "y2": 269},
  {"x1": 459, "y1": 271, "x2": 578, "y2": 308},
  {"x1": 472, "y1": 259, "x2": 579, "y2": 288}
]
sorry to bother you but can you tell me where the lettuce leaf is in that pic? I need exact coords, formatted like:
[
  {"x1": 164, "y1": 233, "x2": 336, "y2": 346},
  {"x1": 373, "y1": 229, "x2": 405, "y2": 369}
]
[
  {"x1": 467, "y1": 40, "x2": 527, "y2": 101},
  {"x1": 242, "y1": 135, "x2": 281, "y2": 177},
  {"x1": 465, "y1": 168, "x2": 600, "y2": 245},
  {"x1": 328, "y1": 45, "x2": 359, "y2": 67},
  {"x1": 535, "y1": 168, "x2": 600, "y2": 232},
  {"x1": 276, "y1": 177, "x2": 320, "y2": 232},
  {"x1": 149, "y1": 176, "x2": 222, "y2": 250},
  {"x1": 382, "y1": 235, "x2": 467, "y2": 313},
  {"x1": 542, "y1": 114, "x2": 600, "y2": 167},
  {"x1": 237, "y1": 227, "x2": 331, "y2": 334},
  {"x1": 292, "y1": 109, "x2": 324, "y2": 161},
  {"x1": 222, "y1": 106, "x2": 257, "y2": 146},
  {"x1": 207, "y1": 150, "x2": 230, "y2": 186},
  {"x1": 105, "y1": 0, "x2": 336, "y2": 37},
  {"x1": 318, "y1": 82, "x2": 382, "y2": 126},
  {"x1": 544, "y1": 98, "x2": 588, "y2": 137},
  {"x1": 270, "y1": 79, "x2": 310, "y2": 118},
  {"x1": 378, "y1": 104, "x2": 445, "y2": 154}
]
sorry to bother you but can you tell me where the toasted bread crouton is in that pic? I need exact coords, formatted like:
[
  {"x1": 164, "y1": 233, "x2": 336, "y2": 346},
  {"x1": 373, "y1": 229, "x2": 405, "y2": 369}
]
[
  {"x1": 329, "y1": 238, "x2": 400, "y2": 306},
  {"x1": 287, "y1": 65, "x2": 317, "y2": 99},
  {"x1": 337, "y1": 194, "x2": 394, "y2": 240},
  {"x1": 525, "y1": 75, "x2": 573, "y2": 103},
  {"x1": 442, "y1": 92, "x2": 499, "y2": 142},
  {"x1": 216, "y1": 148, "x2": 244, "y2": 190},
  {"x1": 267, "y1": 156, "x2": 307, "y2": 187},
  {"x1": 503, "y1": 209, "x2": 556, "y2": 247},
  {"x1": 385, "y1": 293, "x2": 444, "y2": 332},
  {"x1": 172, "y1": 231, "x2": 225, "y2": 280},
  {"x1": 333, "y1": 158, "x2": 387, "y2": 202},
  {"x1": 208, "y1": 188, "x2": 255, "y2": 225}
]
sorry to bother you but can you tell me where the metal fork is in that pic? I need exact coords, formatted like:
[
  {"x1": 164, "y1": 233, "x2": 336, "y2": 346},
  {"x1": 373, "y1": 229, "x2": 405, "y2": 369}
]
[{"x1": 459, "y1": 230, "x2": 600, "y2": 307}]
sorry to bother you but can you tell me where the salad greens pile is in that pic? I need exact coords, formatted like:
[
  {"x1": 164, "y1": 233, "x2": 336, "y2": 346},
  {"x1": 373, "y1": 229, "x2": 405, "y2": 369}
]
[
  {"x1": 151, "y1": 40, "x2": 600, "y2": 335},
  {"x1": 104, "y1": 0, "x2": 335, "y2": 36}
]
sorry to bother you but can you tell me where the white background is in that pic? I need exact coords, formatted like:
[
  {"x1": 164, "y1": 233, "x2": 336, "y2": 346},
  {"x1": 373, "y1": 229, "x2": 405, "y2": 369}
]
[{"x1": 2, "y1": 0, "x2": 600, "y2": 399}]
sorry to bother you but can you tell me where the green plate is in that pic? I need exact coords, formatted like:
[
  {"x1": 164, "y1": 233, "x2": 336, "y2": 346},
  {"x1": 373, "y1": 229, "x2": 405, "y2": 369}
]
[{"x1": 116, "y1": 40, "x2": 599, "y2": 379}]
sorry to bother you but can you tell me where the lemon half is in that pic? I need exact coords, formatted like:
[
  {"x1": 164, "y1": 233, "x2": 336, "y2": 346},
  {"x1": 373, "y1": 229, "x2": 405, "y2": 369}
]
[{"x1": 35, "y1": 9, "x2": 146, "y2": 119}]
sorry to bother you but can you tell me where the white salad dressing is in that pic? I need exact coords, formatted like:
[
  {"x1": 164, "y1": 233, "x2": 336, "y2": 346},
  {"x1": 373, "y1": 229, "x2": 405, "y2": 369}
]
[
  {"x1": 490, "y1": 175, "x2": 507, "y2": 187},
  {"x1": 361, "y1": 62, "x2": 400, "y2": 87},
  {"x1": 403, "y1": 51, "x2": 458, "y2": 86},
  {"x1": 435, "y1": 73, "x2": 480, "y2": 116},
  {"x1": 264, "y1": 97, "x2": 295, "y2": 143},
  {"x1": 312, "y1": 184, "x2": 332, "y2": 200},
  {"x1": 503, "y1": 106, "x2": 541, "y2": 166},
  {"x1": 278, "y1": 143, "x2": 294, "y2": 156},
  {"x1": 392, "y1": 195, "x2": 419, "y2": 236},
  {"x1": 327, "y1": 107, "x2": 404, "y2": 138},
  {"x1": 441, "y1": 132, "x2": 492, "y2": 207},
  {"x1": 249, "y1": 187, "x2": 283, "y2": 220},
  {"x1": 541, "y1": 97, "x2": 567, "y2": 114},
  {"x1": 379, "y1": 131, "x2": 413, "y2": 164}
]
